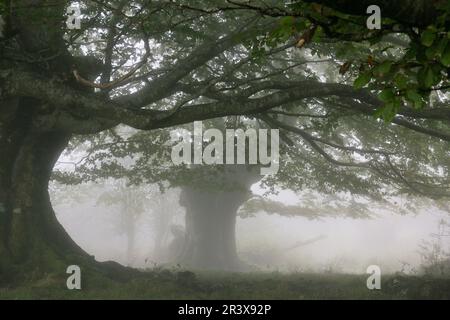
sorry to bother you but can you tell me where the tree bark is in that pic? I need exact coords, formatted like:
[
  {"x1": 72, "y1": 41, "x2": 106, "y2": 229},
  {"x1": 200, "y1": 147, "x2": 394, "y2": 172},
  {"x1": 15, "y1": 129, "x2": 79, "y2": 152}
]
[
  {"x1": 0, "y1": 99, "x2": 139, "y2": 284},
  {"x1": 0, "y1": 99, "x2": 85, "y2": 283},
  {"x1": 178, "y1": 189, "x2": 248, "y2": 271},
  {"x1": 177, "y1": 166, "x2": 261, "y2": 271},
  {"x1": 302, "y1": 0, "x2": 440, "y2": 27}
]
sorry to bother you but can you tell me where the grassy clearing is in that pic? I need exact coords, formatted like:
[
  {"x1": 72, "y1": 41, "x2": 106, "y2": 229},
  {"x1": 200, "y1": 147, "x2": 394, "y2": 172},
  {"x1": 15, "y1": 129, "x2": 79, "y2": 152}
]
[{"x1": 1, "y1": 270, "x2": 450, "y2": 300}]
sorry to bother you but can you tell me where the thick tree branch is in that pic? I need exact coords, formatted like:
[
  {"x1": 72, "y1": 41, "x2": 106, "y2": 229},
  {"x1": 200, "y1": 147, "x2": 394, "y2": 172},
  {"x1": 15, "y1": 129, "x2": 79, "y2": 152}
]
[
  {"x1": 300, "y1": 0, "x2": 440, "y2": 27},
  {"x1": 121, "y1": 21, "x2": 275, "y2": 106}
]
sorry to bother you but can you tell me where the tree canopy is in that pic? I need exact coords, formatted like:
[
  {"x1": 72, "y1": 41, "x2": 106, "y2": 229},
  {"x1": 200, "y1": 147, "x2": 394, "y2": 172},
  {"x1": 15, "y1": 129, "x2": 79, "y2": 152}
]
[{"x1": 32, "y1": 0, "x2": 449, "y2": 204}]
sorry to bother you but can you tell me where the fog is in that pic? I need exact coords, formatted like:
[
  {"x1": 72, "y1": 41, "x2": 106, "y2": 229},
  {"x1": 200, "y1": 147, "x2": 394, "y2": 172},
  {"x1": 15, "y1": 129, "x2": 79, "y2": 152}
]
[{"x1": 51, "y1": 182, "x2": 448, "y2": 275}]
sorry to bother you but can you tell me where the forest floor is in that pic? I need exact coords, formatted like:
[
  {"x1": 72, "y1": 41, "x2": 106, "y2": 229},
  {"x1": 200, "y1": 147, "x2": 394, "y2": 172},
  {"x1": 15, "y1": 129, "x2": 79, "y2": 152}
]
[{"x1": 1, "y1": 269, "x2": 450, "y2": 299}]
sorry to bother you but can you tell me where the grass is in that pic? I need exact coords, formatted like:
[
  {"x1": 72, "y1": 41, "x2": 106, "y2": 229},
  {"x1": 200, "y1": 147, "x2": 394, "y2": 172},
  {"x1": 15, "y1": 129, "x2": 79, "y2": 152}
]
[{"x1": 1, "y1": 269, "x2": 450, "y2": 300}]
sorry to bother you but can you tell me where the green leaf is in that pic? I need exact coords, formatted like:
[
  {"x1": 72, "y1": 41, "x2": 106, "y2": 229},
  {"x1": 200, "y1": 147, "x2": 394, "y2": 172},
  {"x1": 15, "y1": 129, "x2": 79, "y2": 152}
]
[
  {"x1": 424, "y1": 68, "x2": 436, "y2": 88},
  {"x1": 418, "y1": 66, "x2": 440, "y2": 88},
  {"x1": 354, "y1": 72, "x2": 372, "y2": 89},
  {"x1": 280, "y1": 16, "x2": 294, "y2": 28},
  {"x1": 376, "y1": 101, "x2": 400, "y2": 122},
  {"x1": 394, "y1": 74, "x2": 408, "y2": 90},
  {"x1": 405, "y1": 90, "x2": 421, "y2": 102},
  {"x1": 379, "y1": 89, "x2": 395, "y2": 103},
  {"x1": 405, "y1": 90, "x2": 424, "y2": 109},
  {"x1": 437, "y1": 38, "x2": 449, "y2": 57},
  {"x1": 421, "y1": 29, "x2": 437, "y2": 47},
  {"x1": 373, "y1": 61, "x2": 393, "y2": 76},
  {"x1": 426, "y1": 44, "x2": 440, "y2": 60},
  {"x1": 441, "y1": 43, "x2": 450, "y2": 67}
]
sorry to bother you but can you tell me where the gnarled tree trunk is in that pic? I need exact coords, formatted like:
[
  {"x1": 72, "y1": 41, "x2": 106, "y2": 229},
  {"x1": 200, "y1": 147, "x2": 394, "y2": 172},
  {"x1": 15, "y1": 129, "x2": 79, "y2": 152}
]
[
  {"x1": 0, "y1": 98, "x2": 88, "y2": 283},
  {"x1": 177, "y1": 166, "x2": 261, "y2": 271},
  {"x1": 0, "y1": 0, "x2": 133, "y2": 283},
  {"x1": 179, "y1": 189, "x2": 249, "y2": 271},
  {"x1": 0, "y1": 99, "x2": 135, "y2": 285}
]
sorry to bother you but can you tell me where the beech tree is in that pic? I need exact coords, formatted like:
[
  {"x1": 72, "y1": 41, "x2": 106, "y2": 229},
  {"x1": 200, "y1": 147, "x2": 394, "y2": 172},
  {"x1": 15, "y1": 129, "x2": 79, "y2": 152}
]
[{"x1": 0, "y1": 0, "x2": 449, "y2": 283}]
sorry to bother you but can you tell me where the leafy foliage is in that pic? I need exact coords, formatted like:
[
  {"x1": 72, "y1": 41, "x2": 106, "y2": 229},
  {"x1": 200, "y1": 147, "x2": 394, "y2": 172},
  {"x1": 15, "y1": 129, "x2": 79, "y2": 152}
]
[
  {"x1": 47, "y1": 0, "x2": 450, "y2": 219},
  {"x1": 253, "y1": 1, "x2": 450, "y2": 121}
]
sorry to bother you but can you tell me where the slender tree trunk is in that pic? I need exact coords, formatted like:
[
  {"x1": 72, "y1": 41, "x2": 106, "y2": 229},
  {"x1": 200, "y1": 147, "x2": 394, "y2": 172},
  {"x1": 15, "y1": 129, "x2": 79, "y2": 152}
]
[
  {"x1": 152, "y1": 205, "x2": 171, "y2": 262},
  {"x1": 124, "y1": 210, "x2": 136, "y2": 266}
]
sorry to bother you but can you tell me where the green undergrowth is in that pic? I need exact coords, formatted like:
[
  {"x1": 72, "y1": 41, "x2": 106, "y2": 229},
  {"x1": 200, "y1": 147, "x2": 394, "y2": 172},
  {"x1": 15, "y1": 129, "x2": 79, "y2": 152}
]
[{"x1": 1, "y1": 269, "x2": 450, "y2": 300}]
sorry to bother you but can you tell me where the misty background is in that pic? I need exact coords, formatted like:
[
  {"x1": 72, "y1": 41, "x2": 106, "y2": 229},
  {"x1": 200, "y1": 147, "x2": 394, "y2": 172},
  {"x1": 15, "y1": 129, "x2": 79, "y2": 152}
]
[{"x1": 50, "y1": 178, "x2": 449, "y2": 275}]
